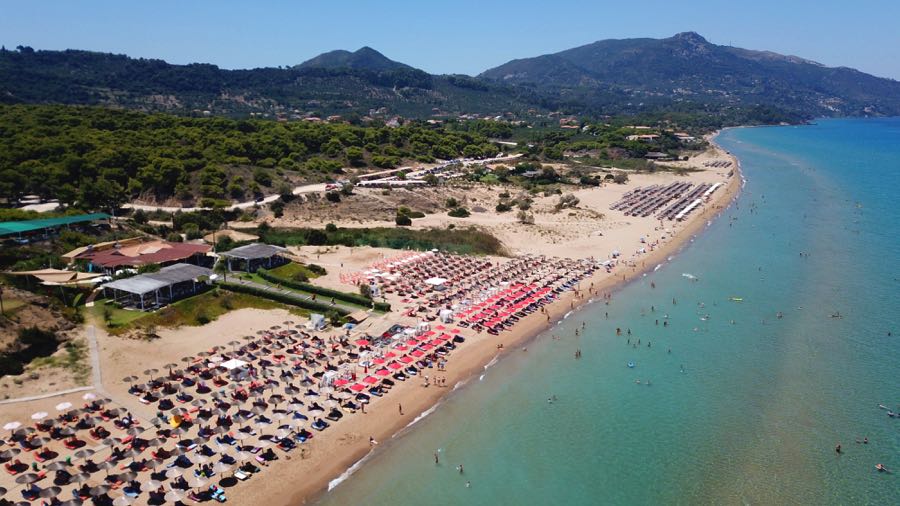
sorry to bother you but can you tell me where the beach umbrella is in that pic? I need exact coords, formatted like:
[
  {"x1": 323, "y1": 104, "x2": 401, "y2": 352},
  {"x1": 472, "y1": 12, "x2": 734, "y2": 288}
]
[
  {"x1": 30, "y1": 411, "x2": 48, "y2": 421},
  {"x1": 164, "y1": 363, "x2": 178, "y2": 371},
  {"x1": 82, "y1": 392, "x2": 97, "y2": 401},
  {"x1": 3, "y1": 421, "x2": 21, "y2": 431},
  {"x1": 274, "y1": 428, "x2": 291, "y2": 439},
  {"x1": 192, "y1": 454, "x2": 210, "y2": 465},
  {"x1": 55, "y1": 402, "x2": 73, "y2": 411},
  {"x1": 164, "y1": 489, "x2": 186, "y2": 502},
  {"x1": 0, "y1": 448, "x2": 21, "y2": 460},
  {"x1": 164, "y1": 467, "x2": 182, "y2": 479},
  {"x1": 232, "y1": 451, "x2": 252, "y2": 462},
  {"x1": 30, "y1": 436, "x2": 52, "y2": 448},
  {"x1": 0, "y1": 486, "x2": 5, "y2": 498},
  {"x1": 212, "y1": 461, "x2": 232, "y2": 476},
  {"x1": 118, "y1": 471, "x2": 138, "y2": 482},
  {"x1": 141, "y1": 479, "x2": 162, "y2": 492},
  {"x1": 45, "y1": 461, "x2": 70, "y2": 472},
  {"x1": 73, "y1": 449, "x2": 95, "y2": 460},
  {"x1": 121, "y1": 376, "x2": 138, "y2": 384},
  {"x1": 69, "y1": 472, "x2": 92, "y2": 484},
  {"x1": 89, "y1": 484, "x2": 109, "y2": 497},
  {"x1": 38, "y1": 486, "x2": 62, "y2": 499},
  {"x1": 231, "y1": 431, "x2": 250, "y2": 441},
  {"x1": 15, "y1": 473, "x2": 41, "y2": 484},
  {"x1": 58, "y1": 426, "x2": 77, "y2": 437},
  {"x1": 144, "y1": 458, "x2": 164, "y2": 470},
  {"x1": 112, "y1": 495, "x2": 135, "y2": 506},
  {"x1": 186, "y1": 475, "x2": 209, "y2": 489}
]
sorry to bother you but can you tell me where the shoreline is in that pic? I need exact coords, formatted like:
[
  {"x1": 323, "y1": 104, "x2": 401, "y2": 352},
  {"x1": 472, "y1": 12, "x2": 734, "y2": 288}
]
[{"x1": 249, "y1": 133, "x2": 744, "y2": 506}]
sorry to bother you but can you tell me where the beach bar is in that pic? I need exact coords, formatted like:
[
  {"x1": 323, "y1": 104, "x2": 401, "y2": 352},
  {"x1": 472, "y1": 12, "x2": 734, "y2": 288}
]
[
  {"x1": 101, "y1": 263, "x2": 213, "y2": 310},
  {"x1": 219, "y1": 243, "x2": 289, "y2": 272}
]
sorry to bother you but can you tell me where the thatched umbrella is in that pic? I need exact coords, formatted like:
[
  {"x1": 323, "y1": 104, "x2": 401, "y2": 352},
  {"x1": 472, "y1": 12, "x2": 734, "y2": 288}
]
[
  {"x1": 164, "y1": 489, "x2": 186, "y2": 502},
  {"x1": 14, "y1": 473, "x2": 41, "y2": 484},
  {"x1": 141, "y1": 478, "x2": 162, "y2": 492}
]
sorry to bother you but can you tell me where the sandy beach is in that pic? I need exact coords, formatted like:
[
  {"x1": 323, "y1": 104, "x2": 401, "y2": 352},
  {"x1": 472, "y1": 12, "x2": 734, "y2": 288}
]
[
  {"x1": 256, "y1": 141, "x2": 742, "y2": 505},
  {"x1": 0, "y1": 139, "x2": 741, "y2": 506}
]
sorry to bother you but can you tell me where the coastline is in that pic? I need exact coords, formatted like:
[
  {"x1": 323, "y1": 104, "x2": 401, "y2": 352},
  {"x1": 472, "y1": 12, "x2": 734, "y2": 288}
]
[{"x1": 228, "y1": 133, "x2": 743, "y2": 506}]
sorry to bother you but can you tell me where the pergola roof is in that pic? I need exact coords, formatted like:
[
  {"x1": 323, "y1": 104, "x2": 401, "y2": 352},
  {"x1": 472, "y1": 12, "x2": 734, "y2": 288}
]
[
  {"x1": 103, "y1": 263, "x2": 212, "y2": 295},
  {"x1": 219, "y1": 243, "x2": 288, "y2": 261}
]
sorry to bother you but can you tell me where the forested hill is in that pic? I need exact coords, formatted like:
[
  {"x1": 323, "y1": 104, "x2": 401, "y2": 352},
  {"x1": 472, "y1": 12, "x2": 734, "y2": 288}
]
[
  {"x1": 0, "y1": 104, "x2": 511, "y2": 209},
  {"x1": 0, "y1": 46, "x2": 537, "y2": 118},
  {"x1": 480, "y1": 32, "x2": 900, "y2": 117},
  {"x1": 3, "y1": 35, "x2": 900, "y2": 120}
]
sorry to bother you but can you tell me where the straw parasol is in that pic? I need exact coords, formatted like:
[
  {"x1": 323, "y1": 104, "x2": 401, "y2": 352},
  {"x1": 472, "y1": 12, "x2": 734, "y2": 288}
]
[
  {"x1": 82, "y1": 392, "x2": 97, "y2": 400},
  {"x1": 0, "y1": 448, "x2": 21, "y2": 460},
  {"x1": 89, "y1": 484, "x2": 110, "y2": 497},
  {"x1": 141, "y1": 479, "x2": 162, "y2": 492},
  {"x1": 30, "y1": 411, "x2": 48, "y2": 421},
  {"x1": 15, "y1": 473, "x2": 41, "y2": 484},
  {"x1": 38, "y1": 486, "x2": 62, "y2": 499},
  {"x1": 212, "y1": 461, "x2": 232, "y2": 476},
  {"x1": 55, "y1": 402, "x2": 73, "y2": 411},
  {"x1": 44, "y1": 461, "x2": 70, "y2": 472},
  {"x1": 186, "y1": 475, "x2": 210, "y2": 489},
  {"x1": 73, "y1": 449, "x2": 95, "y2": 460},
  {"x1": 112, "y1": 495, "x2": 135, "y2": 506},
  {"x1": 164, "y1": 489, "x2": 186, "y2": 502}
]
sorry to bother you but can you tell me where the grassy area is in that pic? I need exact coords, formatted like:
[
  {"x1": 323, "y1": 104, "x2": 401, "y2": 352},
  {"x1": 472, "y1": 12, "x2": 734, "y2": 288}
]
[
  {"x1": 100, "y1": 289, "x2": 309, "y2": 335},
  {"x1": 267, "y1": 262, "x2": 323, "y2": 280},
  {"x1": 29, "y1": 339, "x2": 91, "y2": 384},
  {"x1": 260, "y1": 226, "x2": 507, "y2": 256},
  {"x1": 87, "y1": 300, "x2": 148, "y2": 328},
  {"x1": 233, "y1": 272, "x2": 372, "y2": 311},
  {"x1": 0, "y1": 298, "x2": 27, "y2": 314}
]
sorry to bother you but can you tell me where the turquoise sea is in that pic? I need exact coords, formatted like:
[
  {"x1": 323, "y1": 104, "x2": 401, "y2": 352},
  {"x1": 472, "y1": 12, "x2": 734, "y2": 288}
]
[{"x1": 318, "y1": 119, "x2": 900, "y2": 505}]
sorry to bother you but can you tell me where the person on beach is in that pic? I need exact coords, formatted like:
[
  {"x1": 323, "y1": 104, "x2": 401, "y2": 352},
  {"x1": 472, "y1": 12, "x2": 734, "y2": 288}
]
[
  {"x1": 398, "y1": 403, "x2": 403, "y2": 415},
  {"x1": 434, "y1": 452, "x2": 439, "y2": 464},
  {"x1": 370, "y1": 437, "x2": 378, "y2": 446},
  {"x1": 835, "y1": 443, "x2": 841, "y2": 454},
  {"x1": 458, "y1": 464, "x2": 464, "y2": 474}
]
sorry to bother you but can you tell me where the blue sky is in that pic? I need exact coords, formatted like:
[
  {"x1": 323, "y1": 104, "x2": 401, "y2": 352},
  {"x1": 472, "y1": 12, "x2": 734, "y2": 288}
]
[{"x1": 3, "y1": 0, "x2": 899, "y2": 79}]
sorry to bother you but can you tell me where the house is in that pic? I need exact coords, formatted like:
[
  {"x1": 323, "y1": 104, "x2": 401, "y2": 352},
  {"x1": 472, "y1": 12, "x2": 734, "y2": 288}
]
[
  {"x1": 66, "y1": 239, "x2": 211, "y2": 274},
  {"x1": 219, "y1": 243, "x2": 289, "y2": 272}
]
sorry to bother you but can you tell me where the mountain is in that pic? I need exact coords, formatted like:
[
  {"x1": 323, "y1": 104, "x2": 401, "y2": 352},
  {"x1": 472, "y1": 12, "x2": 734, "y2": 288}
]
[
  {"x1": 3, "y1": 34, "x2": 899, "y2": 122},
  {"x1": 295, "y1": 47, "x2": 413, "y2": 71},
  {"x1": 0, "y1": 46, "x2": 537, "y2": 118},
  {"x1": 480, "y1": 32, "x2": 900, "y2": 117}
]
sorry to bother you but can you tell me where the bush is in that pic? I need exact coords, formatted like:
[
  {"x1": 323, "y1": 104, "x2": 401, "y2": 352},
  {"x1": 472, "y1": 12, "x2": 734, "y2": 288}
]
[
  {"x1": 325, "y1": 223, "x2": 338, "y2": 232},
  {"x1": 555, "y1": 193, "x2": 580, "y2": 211},
  {"x1": 166, "y1": 232, "x2": 184, "y2": 242},
  {"x1": 307, "y1": 264, "x2": 327, "y2": 276},
  {"x1": 218, "y1": 282, "x2": 351, "y2": 314},
  {"x1": 256, "y1": 269, "x2": 390, "y2": 311},
  {"x1": 517, "y1": 210, "x2": 535, "y2": 224},
  {"x1": 495, "y1": 202, "x2": 512, "y2": 213},
  {"x1": 270, "y1": 201, "x2": 285, "y2": 218},
  {"x1": 613, "y1": 173, "x2": 629, "y2": 184},
  {"x1": 445, "y1": 197, "x2": 459, "y2": 208},
  {"x1": 359, "y1": 284, "x2": 372, "y2": 298},
  {"x1": 325, "y1": 191, "x2": 341, "y2": 203},
  {"x1": 395, "y1": 215, "x2": 412, "y2": 226},
  {"x1": 448, "y1": 207, "x2": 470, "y2": 218}
]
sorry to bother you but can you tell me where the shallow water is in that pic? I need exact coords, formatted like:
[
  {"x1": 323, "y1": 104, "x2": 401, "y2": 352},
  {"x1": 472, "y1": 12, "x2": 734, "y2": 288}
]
[{"x1": 317, "y1": 119, "x2": 900, "y2": 505}]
